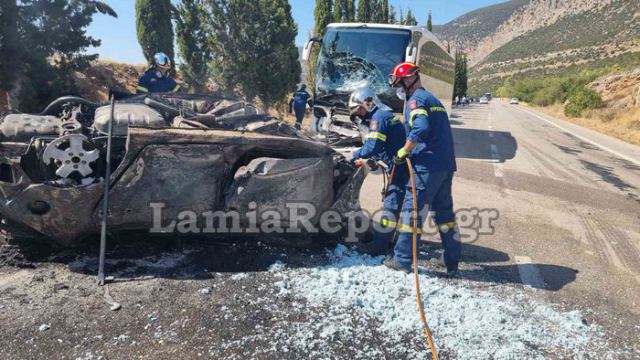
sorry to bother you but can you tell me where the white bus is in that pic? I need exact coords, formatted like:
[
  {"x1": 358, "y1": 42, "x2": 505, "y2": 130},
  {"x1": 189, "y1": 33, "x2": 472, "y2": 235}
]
[{"x1": 302, "y1": 23, "x2": 455, "y2": 145}]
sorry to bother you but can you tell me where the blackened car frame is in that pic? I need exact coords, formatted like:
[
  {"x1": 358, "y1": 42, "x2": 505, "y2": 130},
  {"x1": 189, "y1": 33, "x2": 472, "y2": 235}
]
[{"x1": 0, "y1": 93, "x2": 366, "y2": 247}]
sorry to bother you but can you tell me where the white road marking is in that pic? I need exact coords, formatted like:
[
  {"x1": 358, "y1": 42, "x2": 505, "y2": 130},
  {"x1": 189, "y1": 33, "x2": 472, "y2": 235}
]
[
  {"x1": 516, "y1": 105, "x2": 640, "y2": 168},
  {"x1": 488, "y1": 106, "x2": 505, "y2": 178},
  {"x1": 515, "y1": 256, "x2": 546, "y2": 289},
  {"x1": 490, "y1": 144, "x2": 504, "y2": 177}
]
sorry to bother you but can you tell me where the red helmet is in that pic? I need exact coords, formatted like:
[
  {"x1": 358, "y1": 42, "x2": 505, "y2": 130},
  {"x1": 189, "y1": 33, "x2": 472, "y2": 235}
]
[{"x1": 389, "y1": 62, "x2": 420, "y2": 87}]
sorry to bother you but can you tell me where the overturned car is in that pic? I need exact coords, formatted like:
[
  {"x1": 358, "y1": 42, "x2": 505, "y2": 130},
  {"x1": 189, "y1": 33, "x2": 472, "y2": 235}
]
[{"x1": 0, "y1": 94, "x2": 366, "y2": 247}]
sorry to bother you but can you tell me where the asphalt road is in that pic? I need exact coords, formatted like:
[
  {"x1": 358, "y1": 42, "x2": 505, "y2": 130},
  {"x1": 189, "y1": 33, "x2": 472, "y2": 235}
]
[
  {"x1": 358, "y1": 99, "x2": 640, "y2": 356},
  {"x1": 1, "y1": 100, "x2": 639, "y2": 359}
]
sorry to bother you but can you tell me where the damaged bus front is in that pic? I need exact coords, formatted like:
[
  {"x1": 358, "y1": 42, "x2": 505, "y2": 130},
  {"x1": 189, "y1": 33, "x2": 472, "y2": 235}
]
[{"x1": 302, "y1": 23, "x2": 455, "y2": 146}]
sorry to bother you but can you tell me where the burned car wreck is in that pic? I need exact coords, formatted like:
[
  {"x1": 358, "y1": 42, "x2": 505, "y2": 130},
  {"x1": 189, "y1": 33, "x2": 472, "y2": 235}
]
[{"x1": 0, "y1": 94, "x2": 366, "y2": 247}]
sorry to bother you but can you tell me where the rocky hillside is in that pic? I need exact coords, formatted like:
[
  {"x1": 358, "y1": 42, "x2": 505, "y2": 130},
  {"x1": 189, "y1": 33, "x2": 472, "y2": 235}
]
[
  {"x1": 434, "y1": 0, "x2": 640, "y2": 94},
  {"x1": 73, "y1": 61, "x2": 146, "y2": 101},
  {"x1": 588, "y1": 67, "x2": 640, "y2": 110},
  {"x1": 432, "y1": 0, "x2": 530, "y2": 65}
]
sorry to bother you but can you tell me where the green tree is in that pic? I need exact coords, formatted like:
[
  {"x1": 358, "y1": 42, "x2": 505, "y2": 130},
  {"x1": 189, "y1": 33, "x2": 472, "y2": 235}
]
[
  {"x1": 333, "y1": 0, "x2": 342, "y2": 22},
  {"x1": 404, "y1": 8, "x2": 417, "y2": 25},
  {"x1": 0, "y1": 0, "x2": 21, "y2": 109},
  {"x1": 357, "y1": 0, "x2": 371, "y2": 22},
  {"x1": 369, "y1": 0, "x2": 379, "y2": 22},
  {"x1": 426, "y1": 10, "x2": 432, "y2": 31},
  {"x1": 345, "y1": 0, "x2": 355, "y2": 21},
  {"x1": 12, "y1": 0, "x2": 116, "y2": 111},
  {"x1": 311, "y1": 0, "x2": 332, "y2": 91},
  {"x1": 379, "y1": 0, "x2": 389, "y2": 23},
  {"x1": 388, "y1": 4, "x2": 397, "y2": 24},
  {"x1": 314, "y1": 0, "x2": 333, "y2": 36},
  {"x1": 453, "y1": 50, "x2": 468, "y2": 99},
  {"x1": 399, "y1": 7, "x2": 404, "y2": 24},
  {"x1": 135, "y1": 0, "x2": 174, "y2": 66},
  {"x1": 174, "y1": 0, "x2": 211, "y2": 93},
  {"x1": 333, "y1": 0, "x2": 346, "y2": 22},
  {"x1": 205, "y1": 0, "x2": 300, "y2": 111}
]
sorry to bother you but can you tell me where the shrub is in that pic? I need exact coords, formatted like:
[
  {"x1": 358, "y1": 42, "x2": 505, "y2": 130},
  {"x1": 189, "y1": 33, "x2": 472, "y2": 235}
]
[{"x1": 564, "y1": 88, "x2": 604, "y2": 117}]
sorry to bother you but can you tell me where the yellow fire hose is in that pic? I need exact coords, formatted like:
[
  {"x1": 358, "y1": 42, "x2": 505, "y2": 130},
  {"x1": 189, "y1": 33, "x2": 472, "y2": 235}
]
[{"x1": 385, "y1": 160, "x2": 439, "y2": 359}]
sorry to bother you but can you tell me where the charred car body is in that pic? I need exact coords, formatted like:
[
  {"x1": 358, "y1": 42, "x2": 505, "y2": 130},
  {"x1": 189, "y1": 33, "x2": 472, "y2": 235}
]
[
  {"x1": 302, "y1": 23, "x2": 455, "y2": 146},
  {"x1": 0, "y1": 94, "x2": 365, "y2": 246}
]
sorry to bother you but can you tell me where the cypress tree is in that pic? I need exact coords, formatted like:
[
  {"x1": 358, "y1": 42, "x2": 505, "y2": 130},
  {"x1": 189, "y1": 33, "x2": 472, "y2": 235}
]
[
  {"x1": 257, "y1": 0, "x2": 300, "y2": 110},
  {"x1": 453, "y1": 50, "x2": 468, "y2": 99},
  {"x1": 427, "y1": 10, "x2": 433, "y2": 31},
  {"x1": 332, "y1": 0, "x2": 341, "y2": 22},
  {"x1": 333, "y1": 0, "x2": 345, "y2": 22},
  {"x1": 356, "y1": 0, "x2": 370, "y2": 23},
  {"x1": 206, "y1": 0, "x2": 300, "y2": 110},
  {"x1": 370, "y1": 0, "x2": 379, "y2": 22},
  {"x1": 309, "y1": 0, "x2": 333, "y2": 95},
  {"x1": 135, "y1": 0, "x2": 175, "y2": 66},
  {"x1": 399, "y1": 7, "x2": 404, "y2": 25},
  {"x1": 314, "y1": 0, "x2": 333, "y2": 36},
  {"x1": 405, "y1": 8, "x2": 417, "y2": 26},
  {"x1": 345, "y1": 0, "x2": 355, "y2": 21},
  {"x1": 174, "y1": 0, "x2": 211, "y2": 93},
  {"x1": 379, "y1": 0, "x2": 389, "y2": 24},
  {"x1": 388, "y1": 4, "x2": 397, "y2": 24},
  {"x1": 462, "y1": 53, "x2": 468, "y2": 96}
]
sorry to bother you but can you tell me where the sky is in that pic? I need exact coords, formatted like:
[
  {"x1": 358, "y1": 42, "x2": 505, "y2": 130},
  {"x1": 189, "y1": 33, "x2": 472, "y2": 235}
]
[{"x1": 88, "y1": 0, "x2": 506, "y2": 64}]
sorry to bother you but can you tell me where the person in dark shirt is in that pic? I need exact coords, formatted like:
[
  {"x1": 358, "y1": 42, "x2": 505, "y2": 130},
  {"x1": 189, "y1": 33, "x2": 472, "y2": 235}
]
[
  {"x1": 386, "y1": 62, "x2": 460, "y2": 276},
  {"x1": 136, "y1": 52, "x2": 180, "y2": 94},
  {"x1": 349, "y1": 87, "x2": 409, "y2": 256},
  {"x1": 289, "y1": 84, "x2": 311, "y2": 129}
]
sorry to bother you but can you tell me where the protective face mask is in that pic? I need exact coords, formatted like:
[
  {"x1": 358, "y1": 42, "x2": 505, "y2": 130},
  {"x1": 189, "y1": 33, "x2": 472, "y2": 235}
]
[{"x1": 396, "y1": 87, "x2": 407, "y2": 100}]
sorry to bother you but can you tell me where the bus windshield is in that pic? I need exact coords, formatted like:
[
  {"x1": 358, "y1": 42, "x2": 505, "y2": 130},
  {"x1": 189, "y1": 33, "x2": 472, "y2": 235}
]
[{"x1": 315, "y1": 27, "x2": 411, "y2": 110}]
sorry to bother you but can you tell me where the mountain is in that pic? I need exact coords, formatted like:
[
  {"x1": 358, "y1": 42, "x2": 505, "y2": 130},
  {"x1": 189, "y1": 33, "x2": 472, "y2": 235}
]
[
  {"x1": 433, "y1": 0, "x2": 640, "y2": 94},
  {"x1": 432, "y1": 0, "x2": 530, "y2": 64}
]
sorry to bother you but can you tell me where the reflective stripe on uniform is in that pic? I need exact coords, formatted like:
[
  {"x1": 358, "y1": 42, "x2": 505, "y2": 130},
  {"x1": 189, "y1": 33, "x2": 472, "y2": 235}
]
[
  {"x1": 430, "y1": 106, "x2": 447, "y2": 113},
  {"x1": 367, "y1": 132, "x2": 387, "y2": 141},
  {"x1": 438, "y1": 221, "x2": 457, "y2": 229},
  {"x1": 390, "y1": 115, "x2": 402, "y2": 123},
  {"x1": 172, "y1": 85, "x2": 180, "y2": 93},
  {"x1": 409, "y1": 109, "x2": 428, "y2": 127},
  {"x1": 136, "y1": 86, "x2": 149, "y2": 93},
  {"x1": 380, "y1": 218, "x2": 414, "y2": 233},
  {"x1": 380, "y1": 218, "x2": 451, "y2": 235},
  {"x1": 438, "y1": 221, "x2": 457, "y2": 230}
]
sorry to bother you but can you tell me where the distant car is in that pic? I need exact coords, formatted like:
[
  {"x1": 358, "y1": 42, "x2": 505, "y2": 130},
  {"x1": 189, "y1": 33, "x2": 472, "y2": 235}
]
[
  {"x1": 479, "y1": 97, "x2": 489, "y2": 104},
  {"x1": 510, "y1": 98, "x2": 519, "y2": 104}
]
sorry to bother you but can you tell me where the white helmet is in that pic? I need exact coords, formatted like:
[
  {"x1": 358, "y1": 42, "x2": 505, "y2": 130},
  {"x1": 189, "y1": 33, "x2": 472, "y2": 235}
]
[{"x1": 348, "y1": 87, "x2": 378, "y2": 115}]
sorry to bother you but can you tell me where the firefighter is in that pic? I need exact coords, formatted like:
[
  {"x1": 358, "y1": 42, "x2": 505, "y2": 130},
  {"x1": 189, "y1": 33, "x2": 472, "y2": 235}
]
[
  {"x1": 386, "y1": 62, "x2": 461, "y2": 275},
  {"x1": 136, "y1": 52, "x2": 180, "y2": 94},
  {"x1": 289, "y1": 84, "x2": 310, "y2": 130},
  {"x1": 349, "y1": 87, "x2": 408, "y2": 256}
]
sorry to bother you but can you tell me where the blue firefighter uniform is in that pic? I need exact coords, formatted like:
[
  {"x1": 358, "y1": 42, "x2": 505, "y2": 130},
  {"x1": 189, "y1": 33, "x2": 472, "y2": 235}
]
[
  {"x1": 136, "y1": 69, "x2": 180, "y2": 94},
  {"x1": 290, "y1": 87, "x2": 310, "y2": 128},
  {"x1": 352, "y1": 107, "x2": 408, "y2": 253},
  {"x1": 394, "y1": 87, "x2": 461, "y2": 269}
]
